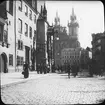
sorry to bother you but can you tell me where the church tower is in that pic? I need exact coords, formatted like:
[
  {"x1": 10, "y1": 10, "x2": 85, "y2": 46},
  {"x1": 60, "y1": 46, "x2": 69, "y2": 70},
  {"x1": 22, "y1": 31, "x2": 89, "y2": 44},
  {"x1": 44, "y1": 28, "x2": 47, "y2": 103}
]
[
  {"x1": 43, "y1": 3, "x2": 47, "y2": 21},
  {"x1": 68, "y1": 8, "x2": 79, "y2": 40},
  {"x1": 54, "y1": 11, "x2": 60, "y2": 26}
]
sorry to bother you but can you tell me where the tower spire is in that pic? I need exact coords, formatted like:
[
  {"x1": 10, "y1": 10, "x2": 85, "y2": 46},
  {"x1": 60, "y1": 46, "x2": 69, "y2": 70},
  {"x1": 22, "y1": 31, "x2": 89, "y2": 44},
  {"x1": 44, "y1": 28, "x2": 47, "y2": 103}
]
[
  {"x1": 43, "y1": 2, "x2": 47, "y2": 20},
  {"x1": 70, "y1": 7, "x2": 76, "y2": 22},
  {"x1": 54, "y1": 11, "x2": 60, "y2": 26},
  {"x1": 72, "y1": 7, "x2": 74, "y2": 16},
  {"x1": 56, "y1": 11, "x2": 58, "y2": 18},
  {"x1": 41, "y1": 5, "x2": 43, "y2": 14}
]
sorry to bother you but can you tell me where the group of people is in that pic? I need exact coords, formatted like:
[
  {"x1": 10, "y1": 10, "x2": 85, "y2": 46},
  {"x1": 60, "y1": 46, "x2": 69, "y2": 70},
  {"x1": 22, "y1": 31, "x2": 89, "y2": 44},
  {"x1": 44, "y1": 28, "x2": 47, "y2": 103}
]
[
  {"x1": 22, "y1": 62, "x2": 50, "y2": 78},
  {"x1": 56, "y1": 63, "x2": 80, "y2": 78},
  {"x1": 22, "y1": 61, "x2": 80, "y2": 79},
  {"x1": 36, "y1": 64, "x2": 50, "y2": 74}
]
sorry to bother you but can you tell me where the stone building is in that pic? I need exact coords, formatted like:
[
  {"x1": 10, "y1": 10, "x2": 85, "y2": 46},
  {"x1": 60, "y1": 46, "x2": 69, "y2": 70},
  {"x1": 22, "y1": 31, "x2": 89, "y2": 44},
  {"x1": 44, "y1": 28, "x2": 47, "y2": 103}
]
[
  {"x1": 0, "y1": 0, "x2": 38, "y2": 73},
  {"x1": 53, "y1": 8, "x2": 80, "y2": 68},
  {"x1": 0, "y1": 1, "x2": 13, "y2": 73},
  {"x1": 80, "y1": 48, "x2": 90, "y2": 69},
  {"x1": 91, "y1": 32, "x2": 105, "y2": 71},
  {"x1": 61, "y1": 48, "x2": 80, "y2": 66},
  {"x1": 67, "y1": 8, "x2": 80, "y2": 48},
  {"x1": 36, "y1": 3, "x2": 49, "y2": 70}
]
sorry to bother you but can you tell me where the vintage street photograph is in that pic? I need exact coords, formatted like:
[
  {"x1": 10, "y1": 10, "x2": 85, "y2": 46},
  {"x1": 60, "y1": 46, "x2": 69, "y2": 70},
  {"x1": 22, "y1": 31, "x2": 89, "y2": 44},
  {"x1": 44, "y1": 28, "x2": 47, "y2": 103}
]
[{"x1": 0, "y1": 0, "x2": 105, "y2": 104}]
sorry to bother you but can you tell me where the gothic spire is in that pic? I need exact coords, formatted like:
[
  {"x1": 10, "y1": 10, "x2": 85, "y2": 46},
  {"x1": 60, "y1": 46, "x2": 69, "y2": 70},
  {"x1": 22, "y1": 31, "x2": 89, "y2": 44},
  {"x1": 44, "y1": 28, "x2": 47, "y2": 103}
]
[
  {"x1": 38, "y1": 5, "x2": 43, "y2": 19},
  {"x1": 44, "y1": 2, "x2": 47, "y2": 11},
  {"x1": 43, "y1": 2, "x2": 47, "y2": 20},
  {"x1": 41, "y1": 5, "x2": 43, "y2": 14},
  {"x1": 70, "y1": 7, "x2": 76, "y2": 22},
  {"x1": 72, "y1": 8, "x2": 74, "y2": 16},
  {"x1": 54, "y1": 11, "x2": 60, "y2": 26}
]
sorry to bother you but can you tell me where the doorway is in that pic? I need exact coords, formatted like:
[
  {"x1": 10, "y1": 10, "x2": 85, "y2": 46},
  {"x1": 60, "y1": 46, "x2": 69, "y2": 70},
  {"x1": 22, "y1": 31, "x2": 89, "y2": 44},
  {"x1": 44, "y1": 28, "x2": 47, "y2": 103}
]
[
  {"x1": 25, "y1": 46, "x2": 30, "y2": 64},
  {"x1": 0, "y1": 53, "x2": 7, "y2": 73}
]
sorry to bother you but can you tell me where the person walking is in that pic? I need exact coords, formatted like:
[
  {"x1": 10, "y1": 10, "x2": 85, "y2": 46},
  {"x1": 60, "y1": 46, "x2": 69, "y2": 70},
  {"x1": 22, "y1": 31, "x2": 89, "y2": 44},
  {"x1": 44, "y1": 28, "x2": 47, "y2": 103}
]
[
  {"x1": 67, "y1": 65, "x2": 71, "y2": 78},
  {"x1": 22, "y1": 61, "x2": 29, "y2": 78}
]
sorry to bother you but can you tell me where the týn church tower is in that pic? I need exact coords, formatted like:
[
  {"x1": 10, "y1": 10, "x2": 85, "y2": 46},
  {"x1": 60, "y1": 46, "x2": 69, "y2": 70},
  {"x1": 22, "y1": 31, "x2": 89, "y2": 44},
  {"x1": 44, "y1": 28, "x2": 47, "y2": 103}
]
[{"x1": 68, "y1": 8, "x2": 79, "y2": 40}]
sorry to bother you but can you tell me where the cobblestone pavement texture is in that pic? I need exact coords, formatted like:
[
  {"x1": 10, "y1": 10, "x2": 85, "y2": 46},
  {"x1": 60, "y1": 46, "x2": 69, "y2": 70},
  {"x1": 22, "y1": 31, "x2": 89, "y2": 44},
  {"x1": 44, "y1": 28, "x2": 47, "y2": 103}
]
[{"x1": 1, "y1": 73, "x2": 105, "y2": 104}]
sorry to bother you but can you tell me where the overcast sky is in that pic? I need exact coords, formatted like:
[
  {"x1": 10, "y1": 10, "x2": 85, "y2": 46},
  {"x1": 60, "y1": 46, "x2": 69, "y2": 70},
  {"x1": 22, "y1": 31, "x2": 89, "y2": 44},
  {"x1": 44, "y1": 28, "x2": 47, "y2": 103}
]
[{"x1": 46, "y1": 1, "x2": 104, "y2": 48}]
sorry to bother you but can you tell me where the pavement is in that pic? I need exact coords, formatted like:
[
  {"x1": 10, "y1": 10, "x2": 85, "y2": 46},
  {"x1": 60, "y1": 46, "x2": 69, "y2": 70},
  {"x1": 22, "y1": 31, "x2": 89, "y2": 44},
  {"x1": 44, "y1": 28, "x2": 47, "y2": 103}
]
[
  {"x1": 0, "y1": 71, "x2": 51, "y2": 86},
  {"x1": 1, "y1": 73, "x2": 105, "y2": 104},
  {"x1": 1, "y1": 71, "x2": 105, "y2": 86}
]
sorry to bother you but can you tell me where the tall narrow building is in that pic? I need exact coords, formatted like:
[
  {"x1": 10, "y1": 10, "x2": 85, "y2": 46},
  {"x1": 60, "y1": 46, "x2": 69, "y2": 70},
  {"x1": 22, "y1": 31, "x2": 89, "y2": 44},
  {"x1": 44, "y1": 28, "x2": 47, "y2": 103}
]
[{"x1": 36, "y1": 2, "x2": 49, "y2": 70}]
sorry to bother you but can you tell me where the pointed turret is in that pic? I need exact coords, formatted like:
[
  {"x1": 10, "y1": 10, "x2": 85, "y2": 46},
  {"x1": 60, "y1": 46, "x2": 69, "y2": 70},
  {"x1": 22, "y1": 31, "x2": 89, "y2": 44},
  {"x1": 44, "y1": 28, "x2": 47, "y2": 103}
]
[
  {"x1": 68, "y1": 8, "x2": 79, "y2": 40},
  {"x1": 54, "y1": 11, "x2": 60, "y2": 26},
  {"x1": 43, "y1": 2, "x2": 47, "y2": 20},
  {"x1": 38, "y1": 5, "x2": 43, "y2": 19},
  {"x1": 41, "y1": 5, "x2": 43, "y2": 15},
  {"x1": 70, "y1": 8, "x2": 76, "y2": 22}
]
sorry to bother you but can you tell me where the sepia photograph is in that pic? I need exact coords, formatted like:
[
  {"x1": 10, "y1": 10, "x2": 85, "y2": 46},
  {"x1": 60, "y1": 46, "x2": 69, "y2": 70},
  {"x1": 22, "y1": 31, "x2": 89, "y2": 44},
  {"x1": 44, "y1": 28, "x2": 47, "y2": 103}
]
[{"x1": 0, "y1": 0, "x2": 105, "y2": 104}]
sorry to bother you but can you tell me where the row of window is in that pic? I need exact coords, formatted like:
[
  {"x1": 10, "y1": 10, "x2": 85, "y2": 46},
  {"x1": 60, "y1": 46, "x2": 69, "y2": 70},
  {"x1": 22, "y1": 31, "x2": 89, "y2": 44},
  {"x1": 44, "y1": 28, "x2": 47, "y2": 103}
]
[
  {"x1": 62, "y1": 52, "x2": 80, "y2": 55},
  {"x1": 18, "y1": 0, "x2": 36, "y2": 23},
  {"x1": 62, "y1": 55, "x2": 80, "y2": 58},
  {"x1": 9, "y1": 54, "x2": 24, "y2": 66},
  {"x1": 18, "y1": 18, "x2": 36, "y2": 39},
  {"x1": 62, "y1": 60, "x2": 80, "y2": 63}
]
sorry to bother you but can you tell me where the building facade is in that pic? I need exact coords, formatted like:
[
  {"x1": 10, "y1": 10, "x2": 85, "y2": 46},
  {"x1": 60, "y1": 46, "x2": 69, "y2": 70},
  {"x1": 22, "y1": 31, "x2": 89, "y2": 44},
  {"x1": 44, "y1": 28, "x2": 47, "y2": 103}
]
[
  {"x1": 0, "y1": 1, "x2": 15, "y2": 73},
  {"x1": 0, "y1": 0, "x2": 37, "y2": 73},
  {"x1": 91, "y1": 32, "x2": 105, "y2": 71},
  {"x1": 15, "y1": 0, "x2": 37, "y2": 72},
  {"x1": 61, "y1": 48, "x2": 80, "y2": 66}
]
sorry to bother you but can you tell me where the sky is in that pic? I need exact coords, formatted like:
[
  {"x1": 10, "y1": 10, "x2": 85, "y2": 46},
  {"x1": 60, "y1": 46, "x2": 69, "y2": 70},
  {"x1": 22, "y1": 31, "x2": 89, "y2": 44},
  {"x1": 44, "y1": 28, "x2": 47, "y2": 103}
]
[{"x1": 46, "y1": 1, "x2": 104, "y2": 48}]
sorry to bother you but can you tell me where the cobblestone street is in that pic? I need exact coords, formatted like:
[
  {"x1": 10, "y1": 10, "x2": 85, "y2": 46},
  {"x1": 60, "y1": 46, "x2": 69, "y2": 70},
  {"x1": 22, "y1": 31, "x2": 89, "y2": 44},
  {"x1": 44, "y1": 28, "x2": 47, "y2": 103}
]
[{"x1": 1, "y1": 73, "x2": 105, "y2": 104}]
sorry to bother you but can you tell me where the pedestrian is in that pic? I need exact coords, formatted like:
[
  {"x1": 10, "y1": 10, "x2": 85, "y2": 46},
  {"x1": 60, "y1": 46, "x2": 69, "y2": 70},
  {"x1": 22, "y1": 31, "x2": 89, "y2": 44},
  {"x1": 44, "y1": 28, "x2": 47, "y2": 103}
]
[
  {"x1": 22, "y1": 61, "x2": 29, "y2": 78},
  {"x1": 40, "y1": 64, "x2": 43, "y2": 74},
  {"x1": 44, "y1": 65, "x2": 46, "y2": 74},
  {"x1": 67, "y1": 65, "x2": 70, "y2": 78},
  {"x1": 36, "y1": 64, "x2": 39, "y2": 74},
  {"x1": 47, "y1": 66, "x2": 50, "y2": 73}
]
